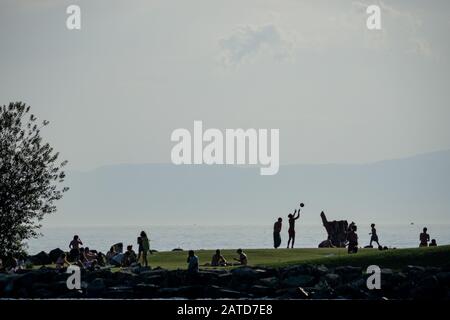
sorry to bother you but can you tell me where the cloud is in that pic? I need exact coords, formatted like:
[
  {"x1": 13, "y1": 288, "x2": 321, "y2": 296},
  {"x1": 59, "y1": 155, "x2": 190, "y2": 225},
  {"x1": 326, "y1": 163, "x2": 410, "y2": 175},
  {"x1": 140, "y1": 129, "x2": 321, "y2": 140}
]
[
  {"x1": 218, "y1": 24, "x2": 293, "y2": 67},
  {"x1": 352, "y1": 1, "x2": 432, "y2": 57}
]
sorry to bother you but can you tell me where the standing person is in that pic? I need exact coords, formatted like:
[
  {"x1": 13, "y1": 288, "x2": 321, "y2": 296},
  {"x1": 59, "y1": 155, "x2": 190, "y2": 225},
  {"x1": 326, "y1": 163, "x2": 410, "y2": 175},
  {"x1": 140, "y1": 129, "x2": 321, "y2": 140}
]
[
  {"x1": 187, "y1": 250, "x2": 199, "y2": 274},
  {"x1": 369, "y1": 223, "x2": 380, "y2": 247},
  {"x1": 69, "y1": 235, "x2": 83, "y2": 262},
  {"x1": 273, "y1": 218, "x2": 282, "y2": 249},
  {"x1": 140, "y1": 231, "x2": 150, "y2": 267},
  {"x1": 69, "y1": 235, "x2": 82, "y2": 250},
  {"x1": 287, "y1": 209, "x2": 300, "y2": 248},
  {"x1": 419, "y1": 227, "x2": 430, "y2": 247},
  {"x1": 347, "y1": 224, "x2": 358, "y2": 254}
]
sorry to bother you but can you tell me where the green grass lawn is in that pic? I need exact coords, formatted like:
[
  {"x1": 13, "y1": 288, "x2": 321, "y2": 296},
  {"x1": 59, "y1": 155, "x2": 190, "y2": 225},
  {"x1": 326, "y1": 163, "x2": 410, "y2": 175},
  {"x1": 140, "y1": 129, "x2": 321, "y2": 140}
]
[
  {"x1": 33, "y1": 245, "x2": 449, "y2": 271},
  {"x1": 146, "y1": 245, "x2": 450, "y2": 270}
]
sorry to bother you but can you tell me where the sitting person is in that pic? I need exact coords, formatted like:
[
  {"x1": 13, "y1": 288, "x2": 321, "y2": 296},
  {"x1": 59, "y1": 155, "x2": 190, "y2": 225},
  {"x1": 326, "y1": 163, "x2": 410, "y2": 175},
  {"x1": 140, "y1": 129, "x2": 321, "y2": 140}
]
[
  {"x1": 429, "y1": 239, "x2": 437, "y2": 247},
  {"x1": 234, "y1": 248, "x2": 248, "y2": 265},
  {"x1": 56, "y1": 253, "x2": 70, "y2": 269},
  {"x1": 96, "y1": 252, "x2": 107, "y2": 266},
  {"x1": 84, "y1": 247, "x2": 97, "y2": 261},
  {"x1": 187, "y1": 250, "x2": 199, "y2": 274},
  {"x1": 122, "y1": 245, "x2": 137, "y2": 267},
  {"x1": 211, "y1": 249, "x2": 227, "y2": 266}
]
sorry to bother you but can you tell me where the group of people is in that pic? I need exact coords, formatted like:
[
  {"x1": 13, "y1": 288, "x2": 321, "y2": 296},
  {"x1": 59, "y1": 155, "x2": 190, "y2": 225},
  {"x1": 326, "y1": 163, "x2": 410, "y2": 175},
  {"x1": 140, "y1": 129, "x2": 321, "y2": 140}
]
[
  {"x1": 273, "y1": 203, "x2": 304, "y2": 249},
  {"x1": 272, "y1": 204, "x2": 439, "y2": 253},
  {"x1": 420, "y1": 227, "x2": 438, "y2": 247},
  {"x1": 59, "y1": 231, "x2": 152, "y2": 270},
  {"x1": 187, "y1": 248, "x2": 248, "y2": 273},
  {"x1": 0, "y1": 219, "x2": 442, "y2": 274}
]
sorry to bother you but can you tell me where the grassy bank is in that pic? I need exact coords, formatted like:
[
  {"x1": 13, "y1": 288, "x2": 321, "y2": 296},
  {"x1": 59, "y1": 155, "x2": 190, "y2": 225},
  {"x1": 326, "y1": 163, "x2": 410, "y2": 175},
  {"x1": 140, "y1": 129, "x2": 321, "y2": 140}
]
[{"x1": 147, "y1": 245, "x2": 450, "y2": 270}]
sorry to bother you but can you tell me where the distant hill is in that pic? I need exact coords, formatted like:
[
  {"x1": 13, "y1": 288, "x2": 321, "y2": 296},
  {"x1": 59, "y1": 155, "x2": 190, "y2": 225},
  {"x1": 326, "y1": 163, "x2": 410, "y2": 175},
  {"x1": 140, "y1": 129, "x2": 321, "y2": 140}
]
[{"x1": 47, "y1": 150, "x2": 450, "y2": 226}]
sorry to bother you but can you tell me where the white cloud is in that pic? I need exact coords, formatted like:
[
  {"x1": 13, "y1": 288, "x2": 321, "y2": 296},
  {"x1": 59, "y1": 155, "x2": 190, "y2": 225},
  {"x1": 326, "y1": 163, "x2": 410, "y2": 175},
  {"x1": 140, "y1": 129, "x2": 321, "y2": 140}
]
[
  {"x1": 352, "y1": 1, "x2": 432, "y2": 56},
  {"x1": 218, "y1": 24, "x2": 293, "y2": 67}
]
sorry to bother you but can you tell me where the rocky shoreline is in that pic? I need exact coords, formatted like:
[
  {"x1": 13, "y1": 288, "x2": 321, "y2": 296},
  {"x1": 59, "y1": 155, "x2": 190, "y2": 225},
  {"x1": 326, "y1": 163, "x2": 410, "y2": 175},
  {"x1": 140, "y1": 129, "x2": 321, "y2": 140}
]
[{"x1": 1, "y1": 263, "x2": 450, "y2": 299}]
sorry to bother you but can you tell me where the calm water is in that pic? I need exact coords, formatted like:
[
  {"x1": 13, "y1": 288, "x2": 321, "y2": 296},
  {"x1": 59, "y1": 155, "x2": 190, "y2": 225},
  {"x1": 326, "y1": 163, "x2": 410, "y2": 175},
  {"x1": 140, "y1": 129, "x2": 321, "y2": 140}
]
[{"x1": 26, "y1": 224, "x2": 450, "y2": 254}]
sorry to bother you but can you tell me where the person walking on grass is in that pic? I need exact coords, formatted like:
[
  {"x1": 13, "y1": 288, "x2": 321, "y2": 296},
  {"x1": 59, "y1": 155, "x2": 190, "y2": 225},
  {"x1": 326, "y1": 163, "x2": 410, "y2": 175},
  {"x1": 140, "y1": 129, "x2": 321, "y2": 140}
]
[{"x1": 369, "y1": 223, "x2": 380, "y2": 247}]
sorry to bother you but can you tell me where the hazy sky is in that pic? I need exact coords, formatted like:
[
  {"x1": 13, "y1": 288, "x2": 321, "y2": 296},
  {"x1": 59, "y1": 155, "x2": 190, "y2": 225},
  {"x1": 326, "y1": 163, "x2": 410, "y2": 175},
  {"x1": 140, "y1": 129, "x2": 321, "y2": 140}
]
[{"x1": 1, "y1": 0, "x2": 450, "y2": 171}]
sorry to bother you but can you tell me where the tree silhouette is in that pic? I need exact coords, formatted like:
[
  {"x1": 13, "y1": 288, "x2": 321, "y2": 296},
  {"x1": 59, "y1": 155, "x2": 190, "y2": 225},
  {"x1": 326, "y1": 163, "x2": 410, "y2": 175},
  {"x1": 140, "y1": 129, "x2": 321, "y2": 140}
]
[{"x1": 0, "y1": 102, "x2": 68, "y2": 257}]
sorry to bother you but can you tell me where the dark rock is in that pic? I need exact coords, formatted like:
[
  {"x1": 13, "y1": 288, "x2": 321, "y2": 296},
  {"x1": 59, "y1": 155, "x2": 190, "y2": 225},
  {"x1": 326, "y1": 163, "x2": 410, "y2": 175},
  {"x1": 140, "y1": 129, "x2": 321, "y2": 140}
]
[
  {"x1": 103, "y1": 286, "x2": 134, "y2": 299},
  {"x1": 404, "y1": 265, "x2": 426, "y2": 273},
  {"x1": 134, "y1": 283, "x2": 159, "y2": 297},
  {"x1": 324, "y1": 273, "x2": 340, "y2": 286},
  {"x1": 231, "y1": 267, "x2": 259, "y2": 279},
  {"x1": 311, "y1": 281, "x2": 336, "y2": 299},
  {"x1": 49, "y1": 248, "x2": 65, "y2": 263},
  {"x1": 141, "y1": 274, "x2": 164, "y2": 285},
  {"x1": 334, "y1": 266, "x2": 362, "y2": 281},
  {"x1": 411, "y1": 275, "x2": 446, "y2": 300},
  {"x1": 217, "y1": 289, "x2": 245, "y2": 298},
  {"x1": 436, "y1": 272, "x2": 450, "y2": 286},
  {"x1": 281, "y1": 275, "x2": 316, "y2": 288},
  {"x1": 217, "y1": 273, "x2": 233, "y2": 286},
  {"x1": 259, "y1": 277, "x2": 279, "y2": 288},
  {"x1": 87, "y1": 278, "x2": 106, "y2": 296},
  {"x1": 312, "y1": 265, "x2": 329, "y2": 276},
  {"x1": 249, "y1": 285, "x2": 274, "y2": 297},
  {"x1": 30, "y1": 251, "x2": 52, "y2": 265}
]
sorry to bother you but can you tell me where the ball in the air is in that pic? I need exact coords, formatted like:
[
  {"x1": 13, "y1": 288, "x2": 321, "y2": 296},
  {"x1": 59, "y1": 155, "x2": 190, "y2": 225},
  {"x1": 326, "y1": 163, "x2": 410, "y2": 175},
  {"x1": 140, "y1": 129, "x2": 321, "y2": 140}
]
[{"x1": 300, "y1": 203, "x2": 304, "y2": 207}]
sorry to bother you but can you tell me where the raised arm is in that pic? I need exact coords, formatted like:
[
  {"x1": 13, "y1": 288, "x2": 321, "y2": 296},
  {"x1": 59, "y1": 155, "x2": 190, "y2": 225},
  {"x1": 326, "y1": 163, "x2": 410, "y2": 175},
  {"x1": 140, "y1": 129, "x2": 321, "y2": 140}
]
[{"x1": 294, "y1": 208, "x2": 300, "y2": 220}]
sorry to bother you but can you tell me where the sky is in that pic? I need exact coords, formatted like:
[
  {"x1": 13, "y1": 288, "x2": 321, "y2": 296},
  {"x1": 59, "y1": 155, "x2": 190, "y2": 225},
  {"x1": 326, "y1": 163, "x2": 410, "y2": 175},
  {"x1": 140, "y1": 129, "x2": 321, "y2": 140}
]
[{"x1": 1, "y1": 0, "x2": 450, "y2": 171}]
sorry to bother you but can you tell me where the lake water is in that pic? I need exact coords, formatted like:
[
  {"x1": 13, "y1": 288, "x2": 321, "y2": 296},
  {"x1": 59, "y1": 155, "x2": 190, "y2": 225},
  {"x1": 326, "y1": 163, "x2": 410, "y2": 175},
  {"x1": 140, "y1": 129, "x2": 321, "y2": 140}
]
[{"x1": 25, "y1": 224, "x2": 450, "y2": 254}]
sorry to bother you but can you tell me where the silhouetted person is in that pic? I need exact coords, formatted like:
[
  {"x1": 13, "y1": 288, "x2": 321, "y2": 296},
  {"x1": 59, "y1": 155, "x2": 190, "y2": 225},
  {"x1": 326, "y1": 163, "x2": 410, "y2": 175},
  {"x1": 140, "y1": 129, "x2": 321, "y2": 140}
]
[
  {"x1": 69, "y1": 235, "x2": 82, "y2": 250},
  {"x1": 68, "y1": 235, "x2": 83, "y2": 262},
  {"x1": 187, "y1": 250, "x2": 199, "y2": 273},
  {"x1": 419, "y1": 227, "x2": 430, "y2": 247},
  {"x1": 122, "y1": 245, "x2": 137, "y2": 267},
  {"x1": 369, "y1": 223, "x2": 380, "y2": 247},
  {"x1": 347, "y1": 224, "x2": 358, "y2": 254},
  {"x1": 273, "y1": 217, "x2": 282, "y2": 249},
  {"x1": 234, "y1": 249, "x2": 248, "y2": 265},
  {"x1": 429, "y1": 239, "x2": 437, "y2": 247},
  {"x1": 138, "y1": 231, "x2": 150, "y2": 267},
  {"x1": 287, "y1": 209, "x2": 300, "y2": 248},
  {"x1": 211, "y1": 249, "x2": 227, "y2": 266}
]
